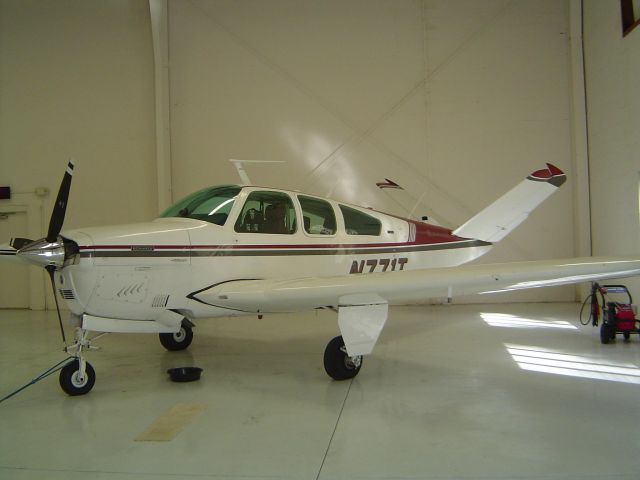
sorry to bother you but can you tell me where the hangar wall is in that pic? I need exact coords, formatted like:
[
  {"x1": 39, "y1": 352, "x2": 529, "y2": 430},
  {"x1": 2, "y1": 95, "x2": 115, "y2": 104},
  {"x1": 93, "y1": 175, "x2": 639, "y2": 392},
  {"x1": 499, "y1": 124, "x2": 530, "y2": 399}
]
[
  {"x1": 0, "y1": 0, "x2": 157, "y2": 228},
  {"x1": 583, "y1": 0, "x2": 640, "y2": 296},
  {"x1": 0, "y1": 0, "x2": 157, "y2": 308},
  {"x1": 169, "y1": 0, "x2": 577, "y2": 302},
  {"x1": 0, "y1": 0, "x2": 594, "y2": 307}
]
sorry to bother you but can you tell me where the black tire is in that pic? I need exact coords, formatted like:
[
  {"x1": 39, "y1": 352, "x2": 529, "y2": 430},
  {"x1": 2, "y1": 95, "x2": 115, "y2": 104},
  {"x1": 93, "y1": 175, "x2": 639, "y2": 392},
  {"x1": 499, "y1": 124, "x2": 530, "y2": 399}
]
[
  {"x1": 624, "y1": 332, "x2": 631, "y2": 340},
  {"x1": 159, "y1": 324, "x2": 193, "y2": 351},
  {"x1": 600, "y1": 323, "x2": 615, "y2": 344},
  {"x1": 323, "y1": 335, "x2": 362, "y2": 380},
  {"x1": 59, "y1": 359, "x2": 96, "y2": 396}
]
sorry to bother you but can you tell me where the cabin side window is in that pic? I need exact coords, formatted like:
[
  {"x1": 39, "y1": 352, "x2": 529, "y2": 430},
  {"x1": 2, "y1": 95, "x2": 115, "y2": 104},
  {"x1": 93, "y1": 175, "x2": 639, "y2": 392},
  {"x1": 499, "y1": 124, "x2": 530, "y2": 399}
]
[
  {"x1": 339, "y1": 205, "x2": 381, "y2": 236},
  {"x1": 234, "y1": 191, "x2": 297, "y2": 234},
  {"x1": 298, "y1": 195, "x2": 337, "y2": 235}
]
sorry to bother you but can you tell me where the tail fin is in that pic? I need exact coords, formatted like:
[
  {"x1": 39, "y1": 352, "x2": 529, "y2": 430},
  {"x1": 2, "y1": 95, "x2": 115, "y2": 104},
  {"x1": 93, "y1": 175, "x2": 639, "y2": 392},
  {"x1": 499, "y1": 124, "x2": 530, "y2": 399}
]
[{"x1": 452, "y1": 163, "x2": 566, "y2": 243}]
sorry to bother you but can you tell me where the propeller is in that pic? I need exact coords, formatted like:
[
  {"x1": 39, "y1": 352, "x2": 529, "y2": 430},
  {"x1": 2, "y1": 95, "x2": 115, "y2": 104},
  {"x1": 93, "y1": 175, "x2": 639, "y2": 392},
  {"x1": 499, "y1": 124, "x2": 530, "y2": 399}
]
[
  {"x1": 17, "y1": 160, "x2": 76, "y2": 269},
  {"x1": 46, "y1": 160, "x2": 74, "y2": 243},
  {"x1": 16, "y1": 160, "x2": 78, "y2": 349}
]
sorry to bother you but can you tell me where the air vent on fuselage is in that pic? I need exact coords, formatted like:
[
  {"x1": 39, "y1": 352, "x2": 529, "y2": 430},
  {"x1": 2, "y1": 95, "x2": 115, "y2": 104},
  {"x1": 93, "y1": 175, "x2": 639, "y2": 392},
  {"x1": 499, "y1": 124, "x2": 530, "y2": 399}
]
[
  {"x1": 152, "y1": 294, "x2": 170, "y2": 308},
  {"x1": 59, "y1": 289, "x2": 75, "y2": 300}
]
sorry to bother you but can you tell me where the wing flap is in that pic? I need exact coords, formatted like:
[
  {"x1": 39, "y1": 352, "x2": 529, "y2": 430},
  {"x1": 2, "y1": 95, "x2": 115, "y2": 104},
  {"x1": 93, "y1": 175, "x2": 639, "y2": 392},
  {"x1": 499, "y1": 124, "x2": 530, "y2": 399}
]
[{"x1": 192, "y1": 255, "x2": 640, "y2": 313}]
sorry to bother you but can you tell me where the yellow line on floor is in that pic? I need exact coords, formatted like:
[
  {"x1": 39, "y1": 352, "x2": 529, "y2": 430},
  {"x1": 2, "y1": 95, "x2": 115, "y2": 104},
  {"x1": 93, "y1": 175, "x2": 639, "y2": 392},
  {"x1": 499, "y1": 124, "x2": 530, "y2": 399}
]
[{"x1": 134, "y1": 403, "x2": 206, "y2": 442}]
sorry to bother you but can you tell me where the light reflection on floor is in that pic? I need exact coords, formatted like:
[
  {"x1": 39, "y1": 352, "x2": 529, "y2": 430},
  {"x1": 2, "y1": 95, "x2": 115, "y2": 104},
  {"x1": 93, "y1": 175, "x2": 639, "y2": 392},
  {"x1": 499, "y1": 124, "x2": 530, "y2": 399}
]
[
  {"x1": 506, "y1": 344, "x2": 640, "y2": 384},
  {"x1": 481, "y1": 312, "x2": 577, "y2": 330}
]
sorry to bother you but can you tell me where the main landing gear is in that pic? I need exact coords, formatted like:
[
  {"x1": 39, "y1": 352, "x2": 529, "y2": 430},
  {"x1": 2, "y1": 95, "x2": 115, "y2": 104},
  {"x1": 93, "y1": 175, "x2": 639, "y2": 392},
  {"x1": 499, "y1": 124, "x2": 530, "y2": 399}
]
[
  {"x1": 323, "y1": 335, "x2": 363, "y2": 380},
  {"x1": 159, "y1": 322, "x2": 194, "y2": 351}
]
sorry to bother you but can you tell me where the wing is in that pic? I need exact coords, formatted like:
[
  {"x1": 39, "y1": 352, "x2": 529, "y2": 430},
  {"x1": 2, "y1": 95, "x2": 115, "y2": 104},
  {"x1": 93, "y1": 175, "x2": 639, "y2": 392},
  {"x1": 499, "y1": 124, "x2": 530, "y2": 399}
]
[
  {"x1": 0, "y1": 238, "x2": 33, "y2": 264},
  {"x1": 192, "y1": 255, "x2": 640, "y2": 313}
]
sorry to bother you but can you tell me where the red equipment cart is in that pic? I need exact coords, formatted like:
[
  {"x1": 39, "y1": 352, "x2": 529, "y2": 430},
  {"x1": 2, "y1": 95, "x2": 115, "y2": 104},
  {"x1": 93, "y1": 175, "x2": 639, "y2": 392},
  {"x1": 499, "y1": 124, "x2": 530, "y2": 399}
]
[{"x1": 581, "y1": 283, "x2": 639, "y2": 344}]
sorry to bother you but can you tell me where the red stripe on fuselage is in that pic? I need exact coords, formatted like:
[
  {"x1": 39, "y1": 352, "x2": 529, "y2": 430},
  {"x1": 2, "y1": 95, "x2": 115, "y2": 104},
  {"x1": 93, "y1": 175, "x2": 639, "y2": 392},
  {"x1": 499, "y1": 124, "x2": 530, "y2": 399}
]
[
  {"x1": 79, "y1": 239, "x2": 470, "y2": 251},
  {"x1": 77, "y1": 218, "x2": 473, "y2": 251}
]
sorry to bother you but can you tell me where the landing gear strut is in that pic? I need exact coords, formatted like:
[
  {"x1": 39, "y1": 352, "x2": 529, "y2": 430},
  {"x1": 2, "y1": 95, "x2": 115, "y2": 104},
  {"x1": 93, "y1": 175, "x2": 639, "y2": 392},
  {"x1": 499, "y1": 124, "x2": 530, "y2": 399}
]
[
  {"x1": 59, "y1": 328, "x2": 99, "y2": 396},
  {"x1": 323, "y1": 335, "x2": 363, "y2": 380}
]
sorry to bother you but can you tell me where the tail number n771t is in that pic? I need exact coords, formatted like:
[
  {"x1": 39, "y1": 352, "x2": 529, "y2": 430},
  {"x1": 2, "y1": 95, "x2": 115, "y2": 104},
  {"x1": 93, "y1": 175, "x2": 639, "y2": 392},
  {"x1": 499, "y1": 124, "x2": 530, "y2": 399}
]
[{"x1": 350, "y1": 257, "x2": 408, "y2": 274}]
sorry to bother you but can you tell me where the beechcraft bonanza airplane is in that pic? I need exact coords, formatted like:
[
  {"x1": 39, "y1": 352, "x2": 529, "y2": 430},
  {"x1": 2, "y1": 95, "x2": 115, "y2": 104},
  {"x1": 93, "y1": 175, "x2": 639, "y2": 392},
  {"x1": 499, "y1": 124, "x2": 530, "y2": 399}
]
[{"x1": 1, "y1": 161, "x2": 639, "y2": 396}]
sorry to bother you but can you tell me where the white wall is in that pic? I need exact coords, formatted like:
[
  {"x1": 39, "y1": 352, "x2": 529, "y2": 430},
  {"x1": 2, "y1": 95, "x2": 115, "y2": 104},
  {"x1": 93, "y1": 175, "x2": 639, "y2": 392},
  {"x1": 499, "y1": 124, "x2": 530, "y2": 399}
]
[
  {"x1": 170, "y1": 0, "x2": 577, "y2": 302},
  {"x1": 584, "y1": 0, "x2": 640, "y2": 297},
  {"x1": 0, "y1": 0, "x2": 157, "y2": 230},
  {"x1": 0, "y1": 0, "x2": 157, "y2": 308},
  {"x1": 0, "y1": 0, "x2": 590, "y2": 307}
]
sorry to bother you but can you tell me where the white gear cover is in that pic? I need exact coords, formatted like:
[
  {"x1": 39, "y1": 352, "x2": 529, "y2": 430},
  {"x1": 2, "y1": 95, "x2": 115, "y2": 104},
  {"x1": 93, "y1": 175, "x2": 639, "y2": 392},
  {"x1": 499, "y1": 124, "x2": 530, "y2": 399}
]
[{"x1": 338, "y1": 294, "x2": 388, "y2": 356}]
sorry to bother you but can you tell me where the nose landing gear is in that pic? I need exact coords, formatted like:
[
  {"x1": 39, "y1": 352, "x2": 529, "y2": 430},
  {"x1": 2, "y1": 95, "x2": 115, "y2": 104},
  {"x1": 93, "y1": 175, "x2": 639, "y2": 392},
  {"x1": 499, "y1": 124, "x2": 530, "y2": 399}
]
[
  {"x1": 59, "y1": 359, "x2": 95, "y2": 396},
  {"x1": 58, "y1": 328, "x2": 102, "y2": 396}
]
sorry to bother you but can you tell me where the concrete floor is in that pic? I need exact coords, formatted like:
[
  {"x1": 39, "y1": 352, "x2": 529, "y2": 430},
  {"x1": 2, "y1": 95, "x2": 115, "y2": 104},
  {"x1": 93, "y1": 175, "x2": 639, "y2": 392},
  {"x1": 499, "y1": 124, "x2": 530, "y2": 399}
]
[{"x1": 1, "y1": 303, "x2": 640, "y2": 479}]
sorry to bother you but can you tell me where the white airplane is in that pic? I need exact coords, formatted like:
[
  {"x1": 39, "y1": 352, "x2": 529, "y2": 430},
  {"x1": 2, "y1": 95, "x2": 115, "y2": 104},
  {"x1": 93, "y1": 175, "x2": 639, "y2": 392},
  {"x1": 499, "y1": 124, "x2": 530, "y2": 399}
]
[{"x1": 2, "y1": 161, "x2": 639, "y2": 396}]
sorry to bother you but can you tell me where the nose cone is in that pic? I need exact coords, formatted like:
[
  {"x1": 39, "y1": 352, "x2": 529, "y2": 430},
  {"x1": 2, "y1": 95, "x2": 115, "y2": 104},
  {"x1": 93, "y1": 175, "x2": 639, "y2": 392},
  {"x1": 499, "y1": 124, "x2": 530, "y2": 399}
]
[{"x1": 17, "y1": 238, "x2": 66, "y2": 268}]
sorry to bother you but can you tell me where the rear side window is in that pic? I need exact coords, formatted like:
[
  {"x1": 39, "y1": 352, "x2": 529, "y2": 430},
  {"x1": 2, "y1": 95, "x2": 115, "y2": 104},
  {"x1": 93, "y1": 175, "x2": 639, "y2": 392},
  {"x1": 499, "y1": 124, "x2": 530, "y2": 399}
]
[
  {"x1": 235, "y1": 191, "x2": 297, "y2": 234},
  {"x1": 298, "y1": 195, "x2": 336, "y2": 235},
  {"x1": 339, "y1": 205, "x2": 381, "y2": 236}
]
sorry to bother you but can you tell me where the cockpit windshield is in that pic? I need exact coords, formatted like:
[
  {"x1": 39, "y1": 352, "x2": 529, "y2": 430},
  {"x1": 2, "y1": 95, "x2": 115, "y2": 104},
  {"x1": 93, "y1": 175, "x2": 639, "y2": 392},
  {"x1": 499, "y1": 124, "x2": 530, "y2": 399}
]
[{"x1": 159, "y1": 185, "x2": 241, "y2": 226}]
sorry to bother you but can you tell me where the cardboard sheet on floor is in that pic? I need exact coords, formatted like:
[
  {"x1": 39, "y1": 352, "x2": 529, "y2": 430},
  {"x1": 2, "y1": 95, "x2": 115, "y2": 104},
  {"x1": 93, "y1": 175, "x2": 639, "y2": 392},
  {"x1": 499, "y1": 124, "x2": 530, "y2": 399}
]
[{"x1": 135, "y1": 403, "x2": 206, "y2": 442}]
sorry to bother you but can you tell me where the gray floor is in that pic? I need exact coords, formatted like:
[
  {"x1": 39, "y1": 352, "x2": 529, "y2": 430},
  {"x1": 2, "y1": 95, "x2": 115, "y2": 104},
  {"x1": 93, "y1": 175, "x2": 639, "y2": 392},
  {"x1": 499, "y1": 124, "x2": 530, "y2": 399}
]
[{"x1": 1, "y1": 303, "x2": 640, "y2": 479}]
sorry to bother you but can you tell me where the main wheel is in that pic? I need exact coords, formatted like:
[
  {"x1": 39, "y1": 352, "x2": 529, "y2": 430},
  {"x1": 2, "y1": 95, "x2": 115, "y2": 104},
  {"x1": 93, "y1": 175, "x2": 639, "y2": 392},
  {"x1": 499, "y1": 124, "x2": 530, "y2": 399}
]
[
  {"x1": 324, "y1": 335, "x2": 363, "y2": 380},
  {"x1": 159, "y1": 324, "x2": 193, "y2": 351},
  {"x1": 600, "y1": 323, "x2": 615, "y2": 344},
  {"x1": 59, "y1": 359, "x2": 96, "y2": 396}
]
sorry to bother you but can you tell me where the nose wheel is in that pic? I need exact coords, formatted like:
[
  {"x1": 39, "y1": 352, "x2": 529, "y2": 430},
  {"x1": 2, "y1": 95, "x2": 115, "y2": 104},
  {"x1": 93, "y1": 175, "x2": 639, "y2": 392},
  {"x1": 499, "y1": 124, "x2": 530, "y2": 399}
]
[
  {"x1": 59, "y1": 359, "x2": 96, "y2": 396},
  {"x1": 58, "y1": 327, "x2": 102, "y2": 396},
  {"x1": 323, "y1": 335, "x2": 363, "y2": 380}
]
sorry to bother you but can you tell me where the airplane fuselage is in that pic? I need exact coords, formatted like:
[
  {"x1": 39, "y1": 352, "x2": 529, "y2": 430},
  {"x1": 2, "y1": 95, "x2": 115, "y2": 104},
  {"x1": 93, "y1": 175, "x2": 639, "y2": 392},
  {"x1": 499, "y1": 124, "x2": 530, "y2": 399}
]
[{"x1": 58, "y1": 185, "x2": 492, "y2": 326}]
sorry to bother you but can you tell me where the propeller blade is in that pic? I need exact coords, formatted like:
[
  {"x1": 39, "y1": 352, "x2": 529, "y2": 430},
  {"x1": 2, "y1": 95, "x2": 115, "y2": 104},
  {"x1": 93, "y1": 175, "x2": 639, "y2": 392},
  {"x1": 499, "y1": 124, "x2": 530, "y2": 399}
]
[
  {"x1": 46, "y1": 159, "x2": 75, "y2": 243},
  {"x1": 46, "y1": 265, "x2": 68, "y2": 349}
]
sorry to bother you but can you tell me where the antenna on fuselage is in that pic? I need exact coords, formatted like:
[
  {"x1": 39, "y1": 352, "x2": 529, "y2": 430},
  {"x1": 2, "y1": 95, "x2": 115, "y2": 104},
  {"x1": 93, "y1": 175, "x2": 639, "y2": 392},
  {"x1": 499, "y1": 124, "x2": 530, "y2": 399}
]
[
  {"x1": 375, "y1": 178, "x2": 445, "y2": 226},
  {"x1": 229, "y1": 159, "x2": 285, "y2": 185}
]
